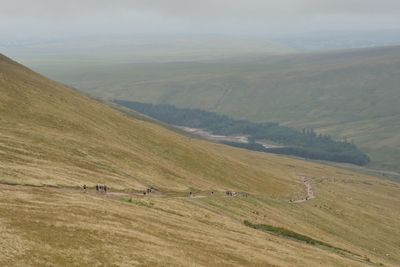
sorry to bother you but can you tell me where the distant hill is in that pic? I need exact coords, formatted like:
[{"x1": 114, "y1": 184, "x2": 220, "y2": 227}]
[
  {"x1": 32, "y1": 45, "x2": 400, "y2": 172},
  {"x1": 1, "y1": 54, "x2": 400, "y2": 266},
  {"x1": 1, "y1": 35, "x2": 295, "y2": 64}
]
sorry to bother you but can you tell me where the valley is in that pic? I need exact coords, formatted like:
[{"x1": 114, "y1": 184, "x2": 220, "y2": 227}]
[
  {"x1": 1, "y1": 54, "x2": 400, "y2": 266},
  {"x1": 2, "y1": 1, "x2": 400, "y2": 266},
  {"x1": 114, "y1": 100, "x2": 370, "y2": 165},
  {"x1": 28, "y1": 46, "x2": 400, "y2": 173}
]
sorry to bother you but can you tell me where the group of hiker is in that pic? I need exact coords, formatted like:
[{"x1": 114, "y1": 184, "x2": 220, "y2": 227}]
[
  {"x1": 82, "y1": 184, "x2": 248, "y2": 199},
  {"x1": 143, "y1": 187, "x2": 156, "y2": 195},
  {"x1": 82, "y1": 184, "x2": 108, "y2": 193},
  {"x1": 225, "y1": 191, "x2": 248, "y2": 197},
  {"x1": 225, "y1": 191, "x2": 237, "y2": 197},
  {"x1": 96, "y1": 184, "x2": 107, "y2": 193}
]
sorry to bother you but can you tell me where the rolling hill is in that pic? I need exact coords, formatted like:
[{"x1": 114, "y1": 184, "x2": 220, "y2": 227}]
[
  {"x1": 1, "y1": 54, "x2": 400, "y2": 266},
  {"x1": 1, "y1": 35, "x2": 295, "y2": 65},
  {"x1": 31, "y1": 45, "x2": 400, "y2": 173}
]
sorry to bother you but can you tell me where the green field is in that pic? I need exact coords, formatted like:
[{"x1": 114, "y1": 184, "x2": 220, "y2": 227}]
[{"x1": 28, "y1": 45, "x2": 400, "y2": 173}]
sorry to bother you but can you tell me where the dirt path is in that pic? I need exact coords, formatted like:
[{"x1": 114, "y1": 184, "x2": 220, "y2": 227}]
[
  {"x1": 291, "y1": 176, "x2": 315, "y2": 203},
  {"x1": 174, "y1": 195, "x2": 208, "y2": 199},
  {"x1": 2, "y1": 183, "x2": 252, "y2": 203},
  {"x1": 55, "y1": 187, "x2": 216, "y2": 200}
]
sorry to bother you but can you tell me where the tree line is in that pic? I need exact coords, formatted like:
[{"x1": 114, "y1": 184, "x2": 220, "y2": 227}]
[{"x1": 115, "y1": 100, "x2": 370, "y2": 165}]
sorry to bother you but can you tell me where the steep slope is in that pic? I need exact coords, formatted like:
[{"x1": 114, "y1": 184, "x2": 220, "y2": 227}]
[
  {"x1": 1, "y1": 54, "x2": 400, "y2": 267},
  {"x1": 36, "y1": 46, "x2": 400, "y2": 172},
  {"x1": 0, "y1": 53, "x2": 289, "y2": 193}
]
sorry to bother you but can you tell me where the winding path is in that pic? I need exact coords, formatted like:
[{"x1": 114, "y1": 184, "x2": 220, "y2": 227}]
[{"x1": 291, "y1": 176, "x2": 315, "y2": 203}]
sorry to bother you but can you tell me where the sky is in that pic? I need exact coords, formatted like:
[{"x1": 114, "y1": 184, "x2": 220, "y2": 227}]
[{"x1": 1, "y1": 0, "x2": 400, "y2": 39}]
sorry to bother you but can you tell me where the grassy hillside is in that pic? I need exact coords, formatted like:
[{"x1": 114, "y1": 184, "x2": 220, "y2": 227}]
[
  {"x1": 2, "y1": 55, "x2": 310, "y2": 195},
  {"x1": 31, "y1": 46, "x2": 400, "y2": 172},
  {"x1": 1, "y1": 54, "x2": 400, "y2": 266}
]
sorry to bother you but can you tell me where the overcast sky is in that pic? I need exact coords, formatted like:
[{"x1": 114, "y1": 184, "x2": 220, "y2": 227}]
[{"x1": 1, "y1": 0, "x2": 400, "y2": 39}]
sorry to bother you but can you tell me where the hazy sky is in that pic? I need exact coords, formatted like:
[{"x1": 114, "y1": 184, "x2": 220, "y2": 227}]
[{"x1": 1, "y1": 0, "x2": 400, "y2": 39}]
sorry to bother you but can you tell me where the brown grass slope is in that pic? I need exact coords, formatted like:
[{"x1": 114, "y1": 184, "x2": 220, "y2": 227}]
[
  {"x1": 0, "y1": 53, "x2": 289, "y2": 193},
  {"x1": 0, "y1": 54, "x2": 400, "y2": 267}
]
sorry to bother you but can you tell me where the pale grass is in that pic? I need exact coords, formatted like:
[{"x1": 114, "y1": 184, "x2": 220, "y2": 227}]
[{"x1": 0, "y1": 54, "x2": 399, "y2": 266}]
